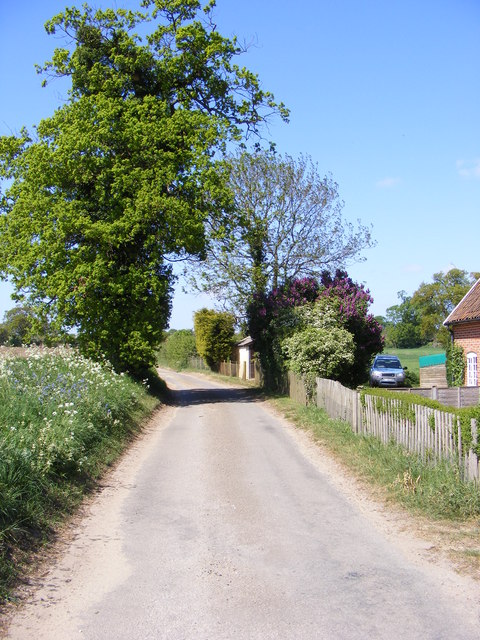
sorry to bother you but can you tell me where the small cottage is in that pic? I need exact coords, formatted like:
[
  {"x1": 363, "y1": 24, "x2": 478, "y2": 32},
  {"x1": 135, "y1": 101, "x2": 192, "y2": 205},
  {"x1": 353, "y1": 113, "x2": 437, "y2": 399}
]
[
  {"x1": 237, "y1": 336, "x2": 254, "y2": 380},
  {"x1": 443, "y1": 278, "x2": 480, "y2": 386}
]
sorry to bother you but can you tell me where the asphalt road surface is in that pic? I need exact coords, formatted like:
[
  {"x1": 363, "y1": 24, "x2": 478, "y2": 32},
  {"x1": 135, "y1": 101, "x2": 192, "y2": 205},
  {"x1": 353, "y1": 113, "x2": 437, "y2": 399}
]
[{"x1": 4, "y1": 369, "x2": 480, "y2": 639}]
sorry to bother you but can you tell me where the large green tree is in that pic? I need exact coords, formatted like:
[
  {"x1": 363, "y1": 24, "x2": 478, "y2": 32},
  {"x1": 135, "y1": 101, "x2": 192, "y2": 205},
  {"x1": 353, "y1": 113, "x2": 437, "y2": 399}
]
[
  {"x1": 158, "y1": 329, "x2": 197, "y2": 370},
  {"x1": 0, "y1": 1, "x2": 287, "y2": 372},
  {"x1": 384, "y1": 291, "x2": 423, "y2": 348},
  {"x1": 186, "y1": 150, "x2": 374, "y2": 317},
  {"x1": 193, "y1": 308, "x2": 235, "y2": 369},
  {"x1": 411, "y1": 269, "x2": 480, "y2": 346},
  {"x1": 0, "y1": 305, "x2": 53, "y2": 346}
]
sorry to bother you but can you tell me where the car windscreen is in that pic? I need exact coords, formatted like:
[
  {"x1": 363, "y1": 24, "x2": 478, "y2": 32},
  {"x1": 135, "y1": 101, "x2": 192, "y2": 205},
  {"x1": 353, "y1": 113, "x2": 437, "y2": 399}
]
[{"x1": 376, "y1": 358, "x2": 402, "y2": 369}]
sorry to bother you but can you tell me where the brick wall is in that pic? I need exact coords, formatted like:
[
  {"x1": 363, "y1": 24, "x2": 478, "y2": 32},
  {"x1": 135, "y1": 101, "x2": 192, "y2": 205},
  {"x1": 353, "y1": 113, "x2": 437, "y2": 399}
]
[{"x1": 452, "y1": 321, "x2": 480, "y2": 385}]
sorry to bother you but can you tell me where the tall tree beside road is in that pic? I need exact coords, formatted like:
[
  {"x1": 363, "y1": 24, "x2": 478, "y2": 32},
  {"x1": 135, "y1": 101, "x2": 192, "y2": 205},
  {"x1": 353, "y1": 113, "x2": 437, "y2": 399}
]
[
  {"x1": 0, "y1": 1, "x2": 287, "y2": 373},
  {"x1": 193, "y1": 308, "x2": 235, "y2": 370},
  {"x1": 186, "y1": 150, "x2": 374, "y2": 317}
]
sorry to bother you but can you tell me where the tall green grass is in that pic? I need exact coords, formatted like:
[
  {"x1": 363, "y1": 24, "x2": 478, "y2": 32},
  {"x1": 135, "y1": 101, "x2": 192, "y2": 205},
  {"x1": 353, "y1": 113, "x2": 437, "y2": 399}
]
[{"x1": 0, "y1": 347, "x2": 158, "y2": 601}]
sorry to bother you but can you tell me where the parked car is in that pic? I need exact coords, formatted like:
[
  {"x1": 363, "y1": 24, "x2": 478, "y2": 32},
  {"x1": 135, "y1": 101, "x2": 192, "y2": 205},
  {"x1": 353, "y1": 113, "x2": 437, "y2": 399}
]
[{"x1": 369, "y1": 354, "x2": 407, "y2": 387}]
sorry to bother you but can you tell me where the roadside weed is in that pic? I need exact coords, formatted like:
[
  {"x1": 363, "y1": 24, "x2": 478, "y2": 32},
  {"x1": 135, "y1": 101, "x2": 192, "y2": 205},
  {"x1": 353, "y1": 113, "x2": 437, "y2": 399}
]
[{"x1": 0, "y1": 347, "x2": 158, "y2": 601}]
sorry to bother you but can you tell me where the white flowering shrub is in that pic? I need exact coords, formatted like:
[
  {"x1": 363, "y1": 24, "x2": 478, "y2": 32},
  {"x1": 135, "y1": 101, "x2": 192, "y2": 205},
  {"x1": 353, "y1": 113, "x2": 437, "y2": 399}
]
[
  {"x1": 292, "y1": 298, "x2": 341, "y2": 330},
  {"x1": 0, "y1": 347, "x2": 152, "y2": 477},
  {"x1": 0, "y1": 346, "x2": 156, "y2": 597},
  {"x1": 282, "y1": 326, "x2": 355, "y2": 380}
]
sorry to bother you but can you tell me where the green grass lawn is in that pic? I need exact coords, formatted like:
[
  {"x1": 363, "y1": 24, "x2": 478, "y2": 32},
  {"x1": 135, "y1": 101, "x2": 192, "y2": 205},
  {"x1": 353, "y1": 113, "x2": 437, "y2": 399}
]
[{"x1": 382, "y1": 345, "x2": 445, "y2": 376}]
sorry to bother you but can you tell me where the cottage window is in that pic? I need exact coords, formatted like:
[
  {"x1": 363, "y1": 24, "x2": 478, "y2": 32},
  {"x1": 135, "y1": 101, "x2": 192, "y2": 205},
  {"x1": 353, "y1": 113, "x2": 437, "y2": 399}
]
[{"x1": 466, "y1": 352, "x2": 478, "y2": 386}]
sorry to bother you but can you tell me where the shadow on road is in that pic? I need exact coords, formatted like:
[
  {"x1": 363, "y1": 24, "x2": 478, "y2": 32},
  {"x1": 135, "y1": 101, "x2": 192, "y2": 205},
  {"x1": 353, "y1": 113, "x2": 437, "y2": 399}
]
[{"x1": 169, "y1": 386, "x2": 263, "y2": 407}]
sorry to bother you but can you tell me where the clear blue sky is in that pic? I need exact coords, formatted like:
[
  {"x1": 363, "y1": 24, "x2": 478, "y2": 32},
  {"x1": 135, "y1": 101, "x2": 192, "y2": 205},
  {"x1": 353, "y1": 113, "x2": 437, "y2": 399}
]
[{"x1": 1, "y1": 0, "x2": 479, "y2": 328}]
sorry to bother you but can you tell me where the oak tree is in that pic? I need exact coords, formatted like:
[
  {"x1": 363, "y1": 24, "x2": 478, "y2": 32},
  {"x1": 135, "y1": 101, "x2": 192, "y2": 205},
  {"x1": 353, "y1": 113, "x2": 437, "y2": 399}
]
[{"x1": 0, "y1": 1, "x2": 287, "y2": 372}]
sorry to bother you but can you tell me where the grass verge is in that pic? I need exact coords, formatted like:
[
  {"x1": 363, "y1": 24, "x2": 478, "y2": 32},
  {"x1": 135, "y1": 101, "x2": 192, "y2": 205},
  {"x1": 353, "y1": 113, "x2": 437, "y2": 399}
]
[
  {"x1": 270, "y1": 396, "x2": 480, "y2": 577},
  {"x1": 0, "y1": 347, "x2": 162, "y2": 603},
  {"x1": 270, "y1": 396, "x2": 480, "y2": 521}
]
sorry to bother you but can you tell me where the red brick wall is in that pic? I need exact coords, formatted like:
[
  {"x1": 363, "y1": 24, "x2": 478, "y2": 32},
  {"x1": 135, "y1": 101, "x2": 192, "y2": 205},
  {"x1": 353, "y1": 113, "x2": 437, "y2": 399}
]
[{"x1": 451, "y1": 321, "x2": 480, "y2": 385}]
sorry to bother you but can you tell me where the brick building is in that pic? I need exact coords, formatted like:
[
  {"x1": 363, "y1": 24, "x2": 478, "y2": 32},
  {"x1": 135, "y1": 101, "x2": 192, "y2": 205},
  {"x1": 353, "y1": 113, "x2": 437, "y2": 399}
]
[{"x1": 444, "y1": 278, "x2": 480, "y2": 386}]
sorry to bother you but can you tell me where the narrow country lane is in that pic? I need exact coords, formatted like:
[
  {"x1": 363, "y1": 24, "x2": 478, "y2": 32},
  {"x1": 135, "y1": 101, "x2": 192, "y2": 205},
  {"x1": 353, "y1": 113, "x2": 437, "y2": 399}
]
[{"x1": 4, "y1": 369, "x2": 480, "y2": 639}]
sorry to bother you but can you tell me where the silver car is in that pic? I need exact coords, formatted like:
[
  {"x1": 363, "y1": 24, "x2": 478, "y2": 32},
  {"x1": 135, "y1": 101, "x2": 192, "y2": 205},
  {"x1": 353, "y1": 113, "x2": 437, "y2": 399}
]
[{"x1": 369, "y1": 354, "x2": 406, "y2": 387}]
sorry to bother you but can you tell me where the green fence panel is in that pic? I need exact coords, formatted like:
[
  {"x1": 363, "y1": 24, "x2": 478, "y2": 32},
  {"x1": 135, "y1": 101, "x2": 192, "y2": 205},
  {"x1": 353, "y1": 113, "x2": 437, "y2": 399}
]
[{"x1": 419, "y1": 353, "x2": 446, "y2": 368}]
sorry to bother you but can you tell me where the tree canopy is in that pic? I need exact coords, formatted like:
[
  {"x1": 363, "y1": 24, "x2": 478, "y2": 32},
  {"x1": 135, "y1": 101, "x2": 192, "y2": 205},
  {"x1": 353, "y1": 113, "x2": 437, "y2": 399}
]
[
  {"x1": 0, "y1": 0, "x2": 287, "y2": 372},
  {"x1": 158, "y1": 329, "x2": 197, "y2": 370},
  {"x1": 411, "y1": 269, "x2": 480, "y2": 346},
  {"x1": 383, "y1": 291, "x2": 422, "y2": 348},
  {"x1": 0, "y1": 305, "x2": 56, "y2": 346},
  {"x1": 193, "y1": 308, "x2": 235, "y2": 369},
  {"x1": 186, "y1": 150, "x2": 374, "y2": 317}
]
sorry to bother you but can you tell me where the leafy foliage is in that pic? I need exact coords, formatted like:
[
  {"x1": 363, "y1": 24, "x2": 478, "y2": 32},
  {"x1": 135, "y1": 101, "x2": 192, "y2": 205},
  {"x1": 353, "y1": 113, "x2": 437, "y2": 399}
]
[
  {"x1": 283, "y1": 326, "x2": 354, "y2": 390},
  {"x1": 158, "y1": 329, "x2": 197, "y2": 370},
  {"x1": 0, "y1": 306, "x2": 63, "y2": 347},
  {"x1": 248, "y1": 271, "x2": 383, "y2": 389},
  {"x1": 193, "y1": 308, "x2": 235, "y2": 369},
  {"x1": 0, "y1": 347, "x2": 156, "y2": 600},
  {"x1": 411, "y1": 269, "x2": 480, "y2": 346},
  {"x1": 446, "y1": 341, "x2": 465, "y2": 387},
  {"x1": 0, "y1": 1, "x2": 287, "y2": 373},
  {"x1": 187, "y1": 150, "x2": 374, "y2": 317},
  {"x1": 383, "y1": 291, "x2": 423, "y2": 348},
  {"x1": 247, "y1": 277, "x2": 320, "y2": 389},
  {"x1": 317, "y1": 270, "x2": 384, "y2": 386}
]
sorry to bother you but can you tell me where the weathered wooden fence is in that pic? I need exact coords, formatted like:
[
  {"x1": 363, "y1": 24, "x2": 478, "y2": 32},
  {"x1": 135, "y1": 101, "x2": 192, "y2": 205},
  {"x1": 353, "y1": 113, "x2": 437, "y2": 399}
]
[
  {"x1": 394, "y1": 385, "x2": 480, "y2": 408},
  {"x1": 286, "y1": 373, "x2": 480, "y2": 484},
  {"x1": 189, "y1": 357, "x2": 263, "y2": 385},
  {"x1": 287, "y1": 371, "x2": 308, "y2": 406},
  {"x1": 219, "y1": 361, "x2": 238, "y2": 377},
  {"x1": 188, "y1": 356, "x2": 209, "y2": 370}
]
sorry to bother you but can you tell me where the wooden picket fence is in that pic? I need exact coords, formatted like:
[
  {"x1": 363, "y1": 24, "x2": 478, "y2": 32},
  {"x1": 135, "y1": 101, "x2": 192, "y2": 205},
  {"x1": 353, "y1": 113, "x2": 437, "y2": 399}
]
[
  {"x1": 286, "y1": 373, "x2": 480, "y2": 483},
  {"x1": 219, "y1": 361, "x2": 238, "y2": 377},
  {"x1": 189, "y1": 357, "x2": 263, "y2": 385}
]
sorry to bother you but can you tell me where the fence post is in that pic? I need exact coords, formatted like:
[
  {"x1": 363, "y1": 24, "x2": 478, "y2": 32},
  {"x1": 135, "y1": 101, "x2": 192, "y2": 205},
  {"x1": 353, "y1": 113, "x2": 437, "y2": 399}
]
[
  {"x1": 470, "y1": 419, "x2": 479, "y2": 483},
  {"x1": 458, "y1": 417, "x2": 462, "y2": 469},
  {"x1": 352, "y1": 390, "x2": 359, "y2": 433},
  {"x1": 472, "y1": 419, "x2": 478, "y2": 449}
]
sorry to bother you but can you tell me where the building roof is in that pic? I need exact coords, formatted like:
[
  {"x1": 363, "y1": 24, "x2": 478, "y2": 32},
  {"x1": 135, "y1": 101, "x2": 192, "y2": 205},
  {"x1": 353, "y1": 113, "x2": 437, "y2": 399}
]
[
  {"x1": 444, "y1": 278, "x2": 480, "y2": 326},
  {"x1": 237, "y1": 336, "x2": 254, "y2": 347}
]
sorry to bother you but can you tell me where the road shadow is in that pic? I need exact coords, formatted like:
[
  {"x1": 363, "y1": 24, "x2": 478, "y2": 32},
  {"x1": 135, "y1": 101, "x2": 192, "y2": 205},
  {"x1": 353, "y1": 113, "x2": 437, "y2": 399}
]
[{"x1": 169, "y1": 386, "x2": 263, "y2": 407}]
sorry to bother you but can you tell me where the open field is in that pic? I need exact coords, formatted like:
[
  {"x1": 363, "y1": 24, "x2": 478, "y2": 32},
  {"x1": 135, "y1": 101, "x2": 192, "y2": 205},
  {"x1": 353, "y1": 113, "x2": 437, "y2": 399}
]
[{"x1": 383, "y1": 345, "x2": 446, "y2": 376}]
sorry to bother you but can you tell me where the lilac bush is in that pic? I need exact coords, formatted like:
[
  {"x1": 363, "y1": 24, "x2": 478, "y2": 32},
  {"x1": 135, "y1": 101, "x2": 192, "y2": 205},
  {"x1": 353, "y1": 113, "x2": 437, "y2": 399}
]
[{"x1": 248, "y1": 271, "x2": 383, "y2": 389}]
